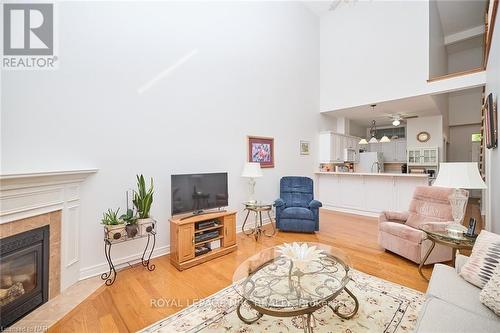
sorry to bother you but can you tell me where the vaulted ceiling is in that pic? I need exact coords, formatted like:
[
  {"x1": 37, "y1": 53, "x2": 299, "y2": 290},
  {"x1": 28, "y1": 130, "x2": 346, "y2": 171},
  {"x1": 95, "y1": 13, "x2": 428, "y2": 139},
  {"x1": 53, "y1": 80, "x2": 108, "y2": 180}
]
[{"x1": 435, "y1": 0, "x2": 487, "y2": 37}]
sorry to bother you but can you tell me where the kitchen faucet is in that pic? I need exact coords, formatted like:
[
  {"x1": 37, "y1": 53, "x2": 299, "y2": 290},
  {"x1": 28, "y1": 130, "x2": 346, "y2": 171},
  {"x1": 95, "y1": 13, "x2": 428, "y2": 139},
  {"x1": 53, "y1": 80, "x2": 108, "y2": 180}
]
[{"x1": 371, "y1": 161, "x2": 381, "y2": 173}]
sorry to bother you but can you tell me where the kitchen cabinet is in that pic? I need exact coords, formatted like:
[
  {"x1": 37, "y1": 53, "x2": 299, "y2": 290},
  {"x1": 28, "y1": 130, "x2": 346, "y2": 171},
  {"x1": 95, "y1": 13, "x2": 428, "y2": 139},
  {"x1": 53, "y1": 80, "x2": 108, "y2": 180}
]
[
  {"x1": 382, "y1": 143, "x2": 395, "y2": 162},
  {"x1": 319, "y1": 132, "x2": 360, "y2": 163},
  {"x1": 368, "y1": 142, "x2": 383, "y2": 153},
  {"x1": 395, "y1": 141, "x2": 407, "y2": 162},
  {"x1": 407, "y1": 147, "x2": 438, "y2": 165},
  {"x1": 368, "y1": 140, "x2": 406, "y2": 162}
]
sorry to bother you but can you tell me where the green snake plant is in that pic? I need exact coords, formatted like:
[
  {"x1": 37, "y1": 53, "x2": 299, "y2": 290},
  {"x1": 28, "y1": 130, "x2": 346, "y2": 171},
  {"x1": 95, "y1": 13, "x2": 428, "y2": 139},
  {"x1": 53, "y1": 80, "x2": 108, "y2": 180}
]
[{"x1": 133, "y1": 174, "x2": 154, "y2": 219}]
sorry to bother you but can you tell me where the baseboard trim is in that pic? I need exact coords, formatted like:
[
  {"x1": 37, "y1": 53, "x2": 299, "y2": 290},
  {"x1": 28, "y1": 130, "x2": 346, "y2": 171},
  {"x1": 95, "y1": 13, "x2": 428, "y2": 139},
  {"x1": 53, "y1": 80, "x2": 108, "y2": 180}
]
[
  {"x1": 79, "y1": 245, "x2": 170, "y2": 281},
  {"x1": 321, "y1": 206, "x2": 380, "y2": 218},
  {"x1": 79, "y1": 215, "x2": 276, "y2": 281}
]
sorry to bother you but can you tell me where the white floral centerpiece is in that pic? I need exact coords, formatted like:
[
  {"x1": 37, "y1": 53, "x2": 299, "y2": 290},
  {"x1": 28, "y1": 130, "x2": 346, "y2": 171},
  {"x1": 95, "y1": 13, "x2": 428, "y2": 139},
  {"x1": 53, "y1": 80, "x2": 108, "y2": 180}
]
[{"x1": 277, "y1": 242, "x2": 326, "y2": 271}]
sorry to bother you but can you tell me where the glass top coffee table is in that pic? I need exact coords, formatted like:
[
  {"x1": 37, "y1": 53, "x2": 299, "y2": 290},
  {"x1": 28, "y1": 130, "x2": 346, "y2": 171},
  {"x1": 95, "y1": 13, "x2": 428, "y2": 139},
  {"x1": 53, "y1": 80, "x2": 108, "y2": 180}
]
[{"x1": 232, "y1": 242, "x2": 359, "y2": 332}]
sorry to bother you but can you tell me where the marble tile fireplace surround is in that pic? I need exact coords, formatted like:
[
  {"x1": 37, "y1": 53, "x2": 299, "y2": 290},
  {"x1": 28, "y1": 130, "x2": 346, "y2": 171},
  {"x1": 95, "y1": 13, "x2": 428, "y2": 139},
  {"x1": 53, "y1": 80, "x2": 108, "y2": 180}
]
[{"x1": 0, "y1": 170, "x2": 96, "y2": 327}]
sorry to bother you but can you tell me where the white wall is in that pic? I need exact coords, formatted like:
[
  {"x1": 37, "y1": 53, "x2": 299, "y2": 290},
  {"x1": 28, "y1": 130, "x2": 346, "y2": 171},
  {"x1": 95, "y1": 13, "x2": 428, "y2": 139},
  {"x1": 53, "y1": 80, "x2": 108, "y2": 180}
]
[
  {"x1": 448, "y1": 124, "x2": 481, "y2": 162},
  {"x1": 429, "y1": 0, "x2": 448, "y2": 78},
  {"x1": 407, "y1": 115, "x2": 444, "y2": 160},
  {"x1": 448, "y1": 87, "x2": 483, "y2": 126},
  {"x1": 348, "y1": 121, "x2": 366, "y2": 139},
  {"x1": 432, "y1": 93, "x2": 450, "y2": 141},
  {"x1": 1, "y1": 1, "x2": 320, "y2": 279},
  {"x1": 320, "y1": 0, "x2": 430, "y2": 111},
  {"x1": 485, "y1": 9, "x2": 500, "y2": 233},
  {"x1": 448, "y1": 44, "x2": 483, "y2": 73}
]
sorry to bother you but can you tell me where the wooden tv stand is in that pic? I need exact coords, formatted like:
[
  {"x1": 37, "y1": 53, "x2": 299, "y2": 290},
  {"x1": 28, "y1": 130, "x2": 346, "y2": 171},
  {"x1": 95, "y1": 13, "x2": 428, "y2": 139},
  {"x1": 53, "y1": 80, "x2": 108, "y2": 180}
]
[{"x1": 169, "y1": 211, "x2": 237, "y2": 271}]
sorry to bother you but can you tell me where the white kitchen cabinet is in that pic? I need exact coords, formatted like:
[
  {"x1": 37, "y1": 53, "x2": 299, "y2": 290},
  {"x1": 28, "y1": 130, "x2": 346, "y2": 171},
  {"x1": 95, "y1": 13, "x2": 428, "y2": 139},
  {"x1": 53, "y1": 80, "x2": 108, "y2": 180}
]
[
  {"x1": 395, "y1": 140, "x2": 407, "y2": 162},
  {"x1": 407, "y1": 147, "x2": 438, "y2": 165},
  {"x1": 368, "y1": 140, "x2": 406, "y2": 162},
  {"x1": 382, "y1": 143, "x2": 395, "y2": 162},
  {"x1": 319, "y1": 132, "x2": 360, "y2": 163},
  {"x1": 369, "y1": 142, "x2": 383, "y2": 153},
  {"x1": 345, "y1": 137, "x2": 357, "y2": 149},
  {"x1": 335, "y1": 135, "x2": 344, "y2": 162}
]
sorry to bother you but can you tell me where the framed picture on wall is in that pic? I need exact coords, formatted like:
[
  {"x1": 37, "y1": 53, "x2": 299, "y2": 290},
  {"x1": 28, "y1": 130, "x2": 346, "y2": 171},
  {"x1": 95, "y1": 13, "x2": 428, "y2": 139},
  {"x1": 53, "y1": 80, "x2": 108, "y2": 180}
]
[
  {"x1": 248, "y1": 136, "x2": 274, "y2": 168},
  {"x1": 300, "y1": 141, "x2": 310, "y2": 155},
  {"x1": 485, "y1": 93, "x2": 498, "y2": 149}
]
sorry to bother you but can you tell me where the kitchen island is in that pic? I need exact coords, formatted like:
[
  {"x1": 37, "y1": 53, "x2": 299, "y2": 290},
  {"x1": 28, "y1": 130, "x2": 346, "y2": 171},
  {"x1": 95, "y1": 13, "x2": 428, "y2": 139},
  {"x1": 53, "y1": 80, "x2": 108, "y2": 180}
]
[{"x1": 315, "y1": 172, "x2": 429, "y2": 217}]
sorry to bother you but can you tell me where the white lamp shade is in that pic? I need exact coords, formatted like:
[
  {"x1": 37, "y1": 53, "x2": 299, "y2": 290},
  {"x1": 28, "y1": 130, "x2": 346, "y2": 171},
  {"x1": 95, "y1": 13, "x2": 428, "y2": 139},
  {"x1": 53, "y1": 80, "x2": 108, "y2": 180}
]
[
  {"x1": 368, "y1": 136, "x2": 378, "y2": 143},
  {"x1": 241, "y1": 162, "x2": 263, "y2": 178},
  {"x1": 359, "y1": 138, "x2": 369, "y2": 145},
  {"x1": 433, "y1": 162, "x2": 486, "y2": 189},
  {"x1": 380, "y1": 135, "x2": 391, "y2": 143}
]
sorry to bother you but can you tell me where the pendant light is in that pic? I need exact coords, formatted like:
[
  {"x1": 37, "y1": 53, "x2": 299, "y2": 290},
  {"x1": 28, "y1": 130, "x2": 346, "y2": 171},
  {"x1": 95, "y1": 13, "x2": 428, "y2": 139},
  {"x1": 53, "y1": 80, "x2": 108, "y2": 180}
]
[
  {"x1": 368, "y1": 119, "x2": 378, "y2": 143},
  {"x1": 380, "y1": 135, "x2": 391, "y2": 143},
  {"x1": 359, "y1": 104, "x2": 390, "y2": 144},
  {"x1": 359, "y1": 138, "x2": 369, "y2": 145}
]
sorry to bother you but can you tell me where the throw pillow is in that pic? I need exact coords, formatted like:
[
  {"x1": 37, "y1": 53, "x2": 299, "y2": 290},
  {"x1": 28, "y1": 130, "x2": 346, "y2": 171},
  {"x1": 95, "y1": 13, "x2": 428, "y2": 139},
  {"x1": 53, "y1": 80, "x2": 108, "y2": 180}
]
[
  {"x1": 480, "y1": 264, "x2": 500, "y2": 316},
  {"x1": 460, "y1": 230, "x2": 500, "y2": 288}
]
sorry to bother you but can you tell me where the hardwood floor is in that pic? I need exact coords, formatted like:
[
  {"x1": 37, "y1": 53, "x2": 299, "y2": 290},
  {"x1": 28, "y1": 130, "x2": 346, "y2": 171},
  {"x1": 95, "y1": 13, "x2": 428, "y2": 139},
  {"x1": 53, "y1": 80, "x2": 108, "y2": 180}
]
[{"x1": 50, "y1": 210, "x2": 435, "y2": 333}]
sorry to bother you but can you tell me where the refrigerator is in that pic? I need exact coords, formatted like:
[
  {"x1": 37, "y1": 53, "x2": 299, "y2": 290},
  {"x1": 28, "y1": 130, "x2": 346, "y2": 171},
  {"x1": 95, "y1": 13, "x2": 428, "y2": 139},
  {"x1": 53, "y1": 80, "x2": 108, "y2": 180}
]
[{"x1": 356, "y1": 152, "x2": 384, "y2": 173}]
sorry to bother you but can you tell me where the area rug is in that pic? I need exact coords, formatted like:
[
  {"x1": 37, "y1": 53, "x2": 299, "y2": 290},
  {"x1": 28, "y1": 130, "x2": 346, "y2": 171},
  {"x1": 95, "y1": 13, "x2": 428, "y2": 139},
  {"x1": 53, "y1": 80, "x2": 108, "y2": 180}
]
[{"x1": 140, "y1": 269, "x2": 425, "y2": 333}]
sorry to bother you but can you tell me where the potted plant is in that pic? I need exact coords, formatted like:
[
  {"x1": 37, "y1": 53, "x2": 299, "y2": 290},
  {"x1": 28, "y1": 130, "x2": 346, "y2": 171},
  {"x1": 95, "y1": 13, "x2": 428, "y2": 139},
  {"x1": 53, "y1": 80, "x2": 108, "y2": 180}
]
[
  {"x1": 133, "y1": 174, "x2": 155, "y2": 236},
  {"x1": 120, "y1": 208, "x2": 139, "y2": 238},
  {"x1": 101, "y1": 208, "x2": 125, "y2": 241}
]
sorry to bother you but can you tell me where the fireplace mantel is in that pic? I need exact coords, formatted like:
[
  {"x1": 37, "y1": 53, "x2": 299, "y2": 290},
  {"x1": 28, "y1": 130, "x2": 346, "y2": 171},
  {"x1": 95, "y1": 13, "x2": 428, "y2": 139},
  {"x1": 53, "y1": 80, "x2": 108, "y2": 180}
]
[
  {"x1": 0, "y1": 169, "x2": 97, "y2": 290},
  {"x1": 0, "y1": 169, "x2": 97, "y2": 223}
]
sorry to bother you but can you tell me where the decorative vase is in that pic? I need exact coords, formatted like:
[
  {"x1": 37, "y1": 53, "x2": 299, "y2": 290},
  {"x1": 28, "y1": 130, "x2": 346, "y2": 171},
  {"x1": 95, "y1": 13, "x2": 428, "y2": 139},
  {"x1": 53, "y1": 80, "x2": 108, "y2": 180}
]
[
  {"x1": 125, "y1": 224, "x2": 139, "y2": 238},
  {"x1": 138, "y1": 217, "x2": 155, "y2": 236}
]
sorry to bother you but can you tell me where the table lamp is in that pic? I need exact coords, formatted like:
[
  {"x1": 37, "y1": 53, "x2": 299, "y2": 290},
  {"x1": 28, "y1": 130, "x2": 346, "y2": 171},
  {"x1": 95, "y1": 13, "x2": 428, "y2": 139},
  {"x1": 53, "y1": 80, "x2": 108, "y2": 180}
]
[
  {"x1": 433, "y1": 162, "x2": 487, "y2": 236},
  {"x1": 241, "y1": 162, "x2": 263, "y2": 203}
]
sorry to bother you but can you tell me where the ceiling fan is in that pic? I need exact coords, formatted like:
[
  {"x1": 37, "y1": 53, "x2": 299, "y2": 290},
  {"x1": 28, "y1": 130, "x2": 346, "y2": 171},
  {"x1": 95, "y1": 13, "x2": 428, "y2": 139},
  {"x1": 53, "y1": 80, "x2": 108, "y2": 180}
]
[{"x1": 386, "y1": 114, "x2": 419, "y2": 126}]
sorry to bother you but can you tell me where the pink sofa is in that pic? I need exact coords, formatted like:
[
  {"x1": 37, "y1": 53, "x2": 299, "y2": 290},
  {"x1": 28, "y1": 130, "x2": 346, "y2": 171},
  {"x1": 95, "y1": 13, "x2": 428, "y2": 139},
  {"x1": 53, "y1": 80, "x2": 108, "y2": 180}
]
[{"x1": 378, "y1": 186, "x2": 455, "y2": 265}]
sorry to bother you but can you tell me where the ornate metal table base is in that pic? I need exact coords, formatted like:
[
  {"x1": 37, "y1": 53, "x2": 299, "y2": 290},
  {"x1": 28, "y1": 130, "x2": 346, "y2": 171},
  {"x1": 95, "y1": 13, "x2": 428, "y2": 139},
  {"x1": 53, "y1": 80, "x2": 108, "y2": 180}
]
[
  {"x1": 236, "y1": 286, "x2": 359, "y2": 333},
  {"x1": 101, "y1": 230, "x2": 156, "y2": 286},
  {"x1": 418, "y1": 225, "x2": 475, "y2": 281},
  {"x1": 241, "y1": 206, "x2": 277, "y2": 240},
  {"x1": 418, "y1": 239, "x2": 436, "y2": 281}
]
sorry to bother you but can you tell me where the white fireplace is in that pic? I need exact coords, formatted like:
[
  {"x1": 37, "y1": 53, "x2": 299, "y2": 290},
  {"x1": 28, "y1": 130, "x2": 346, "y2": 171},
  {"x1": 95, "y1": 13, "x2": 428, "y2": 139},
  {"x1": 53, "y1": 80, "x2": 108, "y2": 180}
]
[{"x1": 0, "y1": 169, "x2": 97, "y2": 291}]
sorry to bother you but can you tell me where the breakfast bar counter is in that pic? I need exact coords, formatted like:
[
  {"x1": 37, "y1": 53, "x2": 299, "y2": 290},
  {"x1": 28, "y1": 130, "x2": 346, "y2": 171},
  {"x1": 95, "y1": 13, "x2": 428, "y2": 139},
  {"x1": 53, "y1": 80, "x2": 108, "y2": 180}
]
[
  {"x1": 315, "y1": 172, "x2": 429, "y2": 217},
  {"x1": 315, "y1": 171, "x2": 429, "y2": 178}
]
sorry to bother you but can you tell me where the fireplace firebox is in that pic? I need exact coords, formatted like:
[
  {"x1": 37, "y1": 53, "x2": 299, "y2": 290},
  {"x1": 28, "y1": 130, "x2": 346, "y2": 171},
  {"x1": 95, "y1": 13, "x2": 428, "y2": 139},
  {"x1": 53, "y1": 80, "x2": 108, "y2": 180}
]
[{"x1": 0, "y1": 225, "x2": 49, "y2": 328}]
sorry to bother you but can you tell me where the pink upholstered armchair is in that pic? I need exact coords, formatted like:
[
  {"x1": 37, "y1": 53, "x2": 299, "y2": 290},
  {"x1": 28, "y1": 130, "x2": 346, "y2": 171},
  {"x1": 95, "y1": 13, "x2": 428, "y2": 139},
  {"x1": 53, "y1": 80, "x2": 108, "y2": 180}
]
[{"x1": 378, "y1": 186, "x2": 455, "y2": 265}]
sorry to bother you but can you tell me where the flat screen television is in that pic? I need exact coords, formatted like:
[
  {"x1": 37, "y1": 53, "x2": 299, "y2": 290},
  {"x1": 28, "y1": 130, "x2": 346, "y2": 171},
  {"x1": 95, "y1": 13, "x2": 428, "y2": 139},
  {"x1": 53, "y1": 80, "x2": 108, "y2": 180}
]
[{"x1": 171, "y1": 172, "x2": 228, "y2": 216}]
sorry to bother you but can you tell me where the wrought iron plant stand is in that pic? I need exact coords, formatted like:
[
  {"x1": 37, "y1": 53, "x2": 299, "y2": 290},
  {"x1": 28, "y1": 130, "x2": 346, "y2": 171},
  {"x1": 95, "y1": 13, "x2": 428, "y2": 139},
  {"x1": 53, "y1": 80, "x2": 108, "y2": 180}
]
[{"x1": 101, "y1": 220, "x2": 156, "y2": 286}]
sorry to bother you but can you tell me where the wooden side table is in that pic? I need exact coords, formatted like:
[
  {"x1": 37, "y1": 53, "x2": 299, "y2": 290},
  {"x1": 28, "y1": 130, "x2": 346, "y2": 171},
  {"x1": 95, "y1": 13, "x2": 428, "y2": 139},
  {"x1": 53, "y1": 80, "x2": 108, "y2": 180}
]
[
  {"x1": 418, "y1": 224, "x2": 476, "y2": 281},
  {"x1": 241, "y1": 202, "x2": 276, "y2": 240}
]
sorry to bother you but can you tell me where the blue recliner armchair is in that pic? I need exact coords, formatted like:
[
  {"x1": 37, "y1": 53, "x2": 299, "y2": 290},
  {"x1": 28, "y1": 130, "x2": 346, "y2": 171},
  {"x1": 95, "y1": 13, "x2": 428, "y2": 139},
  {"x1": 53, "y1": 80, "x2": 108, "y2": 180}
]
[{"x1": 274, "y1": 177, "x2": 322, "y2": 233}]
